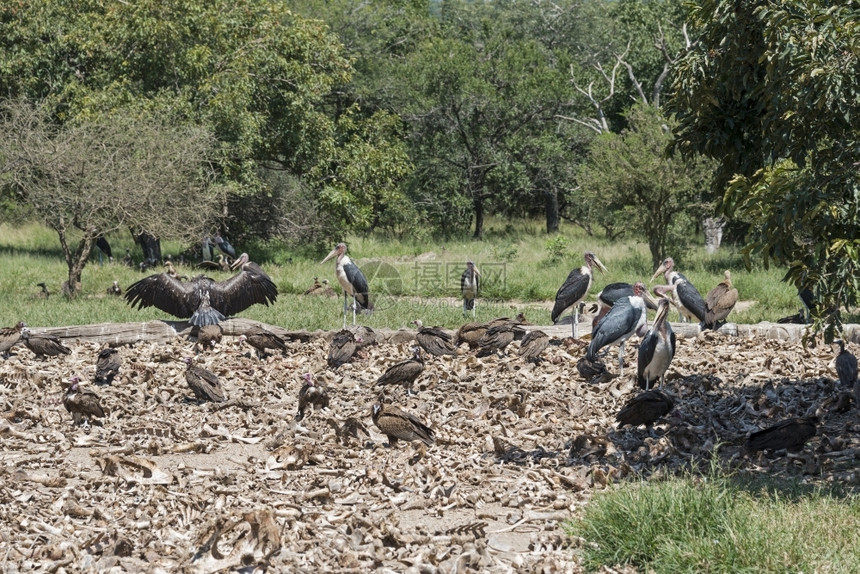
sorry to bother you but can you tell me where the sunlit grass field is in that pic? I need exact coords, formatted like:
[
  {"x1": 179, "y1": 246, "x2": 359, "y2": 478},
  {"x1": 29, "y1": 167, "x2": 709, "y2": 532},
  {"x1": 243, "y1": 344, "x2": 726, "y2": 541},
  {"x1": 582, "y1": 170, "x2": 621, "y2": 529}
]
[{"x1": 0, "y1": 219, "x2": 805, "y2": 329}]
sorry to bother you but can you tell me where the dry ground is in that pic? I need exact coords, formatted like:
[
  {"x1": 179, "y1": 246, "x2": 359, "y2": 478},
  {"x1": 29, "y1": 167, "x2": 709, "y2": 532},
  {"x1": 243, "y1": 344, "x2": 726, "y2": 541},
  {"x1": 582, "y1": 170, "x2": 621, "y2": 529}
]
[{"x1": 1, "y1": 323, "x2": 858, "y2": 573}]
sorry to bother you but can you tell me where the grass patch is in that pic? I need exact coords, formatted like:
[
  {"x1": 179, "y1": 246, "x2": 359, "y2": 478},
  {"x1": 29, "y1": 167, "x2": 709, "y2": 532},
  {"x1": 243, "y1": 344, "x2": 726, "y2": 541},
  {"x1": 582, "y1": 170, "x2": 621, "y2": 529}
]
[
  {"x1": 567, "y1": 469, "x2": 860, "y2": 573},
  {"x1": 0, "y1": 219, "x2": 828, "y2": 328}
]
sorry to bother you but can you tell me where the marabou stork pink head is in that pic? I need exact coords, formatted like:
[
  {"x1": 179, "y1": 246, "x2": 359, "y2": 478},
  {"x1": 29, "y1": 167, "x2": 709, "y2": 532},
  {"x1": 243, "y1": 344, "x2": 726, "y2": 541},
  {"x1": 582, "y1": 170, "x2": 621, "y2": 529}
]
[
  {"x1": 584, "y1": 252, "x2": 608, "y2": 274},
  {"x1": 321, "y1": 243, "x2": 347, "y2": 265},
  {"x1": 650, "y1": 257, "x2": 675, "y2": 283}
]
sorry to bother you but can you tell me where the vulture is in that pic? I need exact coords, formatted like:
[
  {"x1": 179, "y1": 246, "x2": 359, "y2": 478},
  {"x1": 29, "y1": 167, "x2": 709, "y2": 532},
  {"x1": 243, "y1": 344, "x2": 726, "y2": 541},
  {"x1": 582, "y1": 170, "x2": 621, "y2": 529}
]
[
  {"x1": 704, "y1": 270, "x2": 739, "y2": 329},
  {"x1": 125, "y1": 252, "x2": 278, "y2": 326},
  {"x1": 377, "y1": 347, "x2": 424, "y2": 393},
  {"x1": 295, "y1": 373, "x2": 329, "y2": 421},
  {"x1": 33, "y1": 282, "x2": 50, "y2": 299},
  {"x1": 184, "y1": 357, "x2": 226, "y2": 403},
  {"x1": 194, "y1": 324, "x2": 223, "y2": 352},
  {"x1": 371, "y1": 402, "x2": 434, "y2": 447},
  {"x1": 107, "y1": 280, "x2": 123, "y2": 296},
  {"x1": 834, "y1": 339, "x2": 858, "y2": 387},
  {"x1": 615, "y1": 390, "x2": 674, "y2": 428},
  {"x1": 328, "y1": 329, "x2": 359, "y2": 369},
  {"x1": 577, "y1": 355, "x2": 607, "y2": 379},
  {"x1": 122, "y1": 248, "x2": 133, "y2": 267},
  {"x1": 64, "y1": 376, "x2": 106, "y2": 425},
  {"x1": 94, "y1": 347, "x2": 121, "y2": 384},
  {"x1": 0, "y1": 321, "x2": 26, "y2": 357},
  {"x1": 745, "y1": 417, "x2": 817, "y2": 453},
  {"x1": 476, "y1": 321, "x2": 525, "y2": 357},
  {"x1": 518, "y1": 329, "x2": 549, "y2": 362},
  {"x1": 303, "y1": 277, "x2": 332, "y2": 296},
  {"x1": 455, "y1": 322, "x2": 488, "y2": 349},
  {"x1": 239, "y1": 326, "x2": 287, "y2": 359},
  {"x1": 196, "y1": 253, "x2": 231, "y2": 272},
  {"x1": 411, "y1": 320, "x2": 457, "y2": 357},
  {"x1": 20, "y1": 328, "x2": 71, "y2": 359}
]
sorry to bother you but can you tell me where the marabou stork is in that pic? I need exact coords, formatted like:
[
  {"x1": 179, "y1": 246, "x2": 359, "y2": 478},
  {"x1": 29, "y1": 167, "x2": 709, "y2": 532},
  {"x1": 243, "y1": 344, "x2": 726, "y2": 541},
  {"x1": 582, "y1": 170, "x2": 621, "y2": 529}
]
[
  {"x1": 704, "y1": 270, "x2": 739, "y2": 329},
  {"x1": 201, "y1": 236, "x2": 215, "y2": 262},
  {"x1": 321, "y1": 243, "x2": 372, "y2": 328},
  {"x1": 124, "y1": 252, "x2": 278, "y2": 326},
  {"x1": 834, "y1": 339, "x2": 858, "y2": 387},
  {"x1": 586, "y1": 282, "x2": 648, "y2": 376},
  {"x1": 213, "y1": 235, "x2": 236, "y2": 259},
  {"x1": 95, "y1": 236, "x2": 113, "y2": 264},
  {"x1": 461, "y1": 261, "x2": 480, "y2": 317},
  {"x1": 593, "y1": 281, "x2": 658, "y2": 332},
  {"x1": 551, "y1": 251, "x2": 608, "y2": 338},
  {"x1": 651, "y1": 257, "x2": 706, "y2": 324},
  {"x1": 637, "y1": 297, "x2": 676, "y2": 390}
]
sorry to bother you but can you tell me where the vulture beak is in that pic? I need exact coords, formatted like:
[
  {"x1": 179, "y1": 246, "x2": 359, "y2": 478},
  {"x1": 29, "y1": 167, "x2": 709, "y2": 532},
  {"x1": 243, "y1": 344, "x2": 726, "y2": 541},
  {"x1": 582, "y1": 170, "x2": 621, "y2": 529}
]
[
  {"x1": 650, "y1": 262, "x2": 668, "y2": 283},
  {"x1": 321, "y1": 248, "x2": 339, "y2": 265}
]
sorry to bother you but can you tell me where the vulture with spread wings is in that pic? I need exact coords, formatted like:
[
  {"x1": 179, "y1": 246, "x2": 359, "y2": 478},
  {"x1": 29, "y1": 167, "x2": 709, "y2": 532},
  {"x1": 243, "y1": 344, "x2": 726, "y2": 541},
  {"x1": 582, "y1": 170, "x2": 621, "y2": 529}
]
[{"x1": 124, "y1": 253, "x2": 278, "y2": 326}]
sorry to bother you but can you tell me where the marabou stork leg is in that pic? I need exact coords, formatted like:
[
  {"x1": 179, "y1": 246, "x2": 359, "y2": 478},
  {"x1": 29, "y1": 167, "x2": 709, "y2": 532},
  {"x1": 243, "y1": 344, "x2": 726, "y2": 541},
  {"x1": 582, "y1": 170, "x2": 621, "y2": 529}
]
[
  {"x1": 342, "y1": 293, "x2": 349, "y2": 329},
  {"x1": 618, "y1": 342, "x2": 626, "y2": 377},
  {"x1": 352, "y1": 293, "x2": 358, "y2": 325},
  {"x1": 571, "y1": 308, "x2": 578, "y2": 338}
]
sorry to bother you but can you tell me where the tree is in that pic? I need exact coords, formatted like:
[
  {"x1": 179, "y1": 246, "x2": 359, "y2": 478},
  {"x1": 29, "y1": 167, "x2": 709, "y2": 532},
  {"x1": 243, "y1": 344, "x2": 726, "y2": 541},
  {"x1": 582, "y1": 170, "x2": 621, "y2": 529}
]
[
  {"x1": 0, "y1": 0, "x2": 408, "y2": 243},
  {"x1": 0, "y1": 99, "x2": 222, "y2": 297},
  {"x1": 669, "y1": 1, "x2": 860, "y2": 338},
  {"x1": 577, "y1": 104, "x2": 713, "y2": 267}
]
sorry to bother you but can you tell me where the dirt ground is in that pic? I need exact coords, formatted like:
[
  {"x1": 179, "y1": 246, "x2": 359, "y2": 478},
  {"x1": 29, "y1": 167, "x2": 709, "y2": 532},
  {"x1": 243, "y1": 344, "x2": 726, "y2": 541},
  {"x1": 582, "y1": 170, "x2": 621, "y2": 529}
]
[{"x1": 1, "y1": 323, "x2": 858, "y2": 573}]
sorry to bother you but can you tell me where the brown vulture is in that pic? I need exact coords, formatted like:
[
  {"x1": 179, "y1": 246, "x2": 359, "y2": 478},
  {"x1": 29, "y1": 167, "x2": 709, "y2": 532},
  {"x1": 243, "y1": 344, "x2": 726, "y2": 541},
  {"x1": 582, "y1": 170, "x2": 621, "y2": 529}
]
[
  {"x1": 239, "y1": 326, "x2": 287, "y2": 359},
  {"x1": 184, "y1": 357, "x2": 226, "y2": 403},
  {"x1": 0, "y1": 321, "x2": 26, "y2": 357},
  {"x1": 295, "y1": 373, "x2": 330, "y2": 421},
  {"x1": 327, "y1": 329, "x2": 358, "y2": 369},
  {"x1": 411, "y1": 320, "x2": 457, "y2": 357},
  {"x1": 20, "y1": 328, "x2": 71, "y2": 359},
  {"x1": 704, "y1": 270, "x2": 739, "y2": 329},
  {"x1": 376, "y1": 347, "x2": 424, "y2": 393},
  {"x1": 615, "y1": 390, "x2": 675, "y2": 428},
  {"x1": 94, "y1": 347, "x2": 121, "y2": 384},
  {"x1": 371, "y1": 402, "x2": 434, "y2": 447},
  {"x1": 518, "y1": 330, "x2": 549, "y2": 362},
  {"x1": 745, "y1": 416, "x2": 818, "y2": 453},
  {"x1": 124, "y1": 252, "x2": 278, "y2": 326},
  {"x1": 64, "y1": 376, "x2": 106, "y2": 425}
]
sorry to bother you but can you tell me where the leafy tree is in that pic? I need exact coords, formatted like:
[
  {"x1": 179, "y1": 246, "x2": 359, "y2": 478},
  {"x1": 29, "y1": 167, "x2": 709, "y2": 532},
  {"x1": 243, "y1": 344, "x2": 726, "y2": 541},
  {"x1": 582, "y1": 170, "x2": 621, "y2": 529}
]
[
  {"x1": 0, "y1": 99, "x2": 222, "y2": 297},
  {"x1": 577, "y1": 104, "x2": 713, "y2": 267},
  {"x1": 0, "y1": 0, "x2": 409, "y2": 243},
  {"x1": 669, "y1": 0, "x2": 860, "y2": 337}
]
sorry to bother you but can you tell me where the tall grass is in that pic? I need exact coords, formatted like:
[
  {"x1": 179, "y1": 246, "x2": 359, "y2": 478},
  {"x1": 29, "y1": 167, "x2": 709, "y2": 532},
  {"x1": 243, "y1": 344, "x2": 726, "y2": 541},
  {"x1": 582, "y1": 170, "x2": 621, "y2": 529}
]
[
  {"x1": 0, "y1": 219, "x2": 810, "y2": 328},
  {"x1": 567, "y1": 469, "x2": 860, "y2": 573}
]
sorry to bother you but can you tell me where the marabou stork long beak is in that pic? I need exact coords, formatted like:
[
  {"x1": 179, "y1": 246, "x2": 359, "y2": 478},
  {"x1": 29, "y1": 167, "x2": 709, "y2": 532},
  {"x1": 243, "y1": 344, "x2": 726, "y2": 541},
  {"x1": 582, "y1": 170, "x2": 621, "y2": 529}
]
[
  {"x1": 650, "y1": 262, "x2": 668, "y2": 283},
  {"x1": 230, "y1": 252, "x2": 249, "y2": 270},
  {"x1": 641, "y1": 287, "x2": 659, "y2": 309},
  {"x1": 592, "y1": 256, "x2": 608, "y2": 274},
  {"x1": 654, "y1": 297, "x2": 671, "y2": 325},
  {"x1": 320, "y1": 248, "x2": 339, "y2": 265}
]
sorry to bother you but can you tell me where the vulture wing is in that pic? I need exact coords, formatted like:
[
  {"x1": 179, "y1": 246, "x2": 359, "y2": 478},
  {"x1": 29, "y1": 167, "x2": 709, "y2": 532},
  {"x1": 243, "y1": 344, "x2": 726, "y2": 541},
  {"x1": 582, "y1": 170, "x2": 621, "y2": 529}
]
[
  {"x1": 125, "y1": 273, "x2": 202, "y2": 319},
  {"x1": 209, "y1": 264, "x2": 278, "y2": 317}
]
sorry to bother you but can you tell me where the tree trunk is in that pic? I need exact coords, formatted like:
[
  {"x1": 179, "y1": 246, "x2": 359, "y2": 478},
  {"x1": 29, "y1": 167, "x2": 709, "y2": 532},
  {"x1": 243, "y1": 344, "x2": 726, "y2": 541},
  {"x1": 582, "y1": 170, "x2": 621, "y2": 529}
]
[
  {"x1": 57, "y1": 229, "x2": 94, "y2": 299},
  {"x1": 545, "y1": 189, "x2": 559, "y2": 233},
  {"x1": 703, "y1": 217, "x2": 726, "y2": 254},
  {"x1": 473, "y1": 196, "x2": 484, "y2": 240},
  {"x1": 135, "y1": 231, "x2": 162, "y2": 264}
]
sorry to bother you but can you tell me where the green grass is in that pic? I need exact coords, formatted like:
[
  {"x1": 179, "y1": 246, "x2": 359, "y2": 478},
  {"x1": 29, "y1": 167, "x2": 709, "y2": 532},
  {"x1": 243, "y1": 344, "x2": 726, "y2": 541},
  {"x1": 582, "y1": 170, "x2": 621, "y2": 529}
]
[
  {"x1": 567, "y1": 470, "x2": 860, "y2": 573},
  {"x1": 0, "y1": 219, "x2": 815, "y2": 328}
]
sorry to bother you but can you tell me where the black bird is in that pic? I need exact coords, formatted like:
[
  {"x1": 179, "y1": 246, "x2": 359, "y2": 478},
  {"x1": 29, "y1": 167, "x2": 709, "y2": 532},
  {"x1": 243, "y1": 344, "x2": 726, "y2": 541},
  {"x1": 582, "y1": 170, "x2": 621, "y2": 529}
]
[
  {"x1": 94, "y1": 348, "x2": 121, "y2": 384},
  {"x1": 461, "y1": 261, "x2": 480, "y2": 317},
  {"x1": 0, "y1": 321, "x2": 26, "y2": 358},
  {"x1": 201, "y1": 236, "x2": 216, "y2": 262},
  {"x1": 239, "y1": 326, "x2": 287, "y2": 359},
  {"x1": 122, "y1": 248, "x2": 133, "y2": 267},
  {"x1": 704, "y1": 270, "x2": 739, "y2": 329},
  {"x1": 593, "y1": 281, "x2": 657, "y2": 329},
  {"x1": 587, "y1": 282, "x2": 649, "y2": 376},
  {"x1": 411, "y1": 320, "x2": 457, "y2": 357},
  {"x1": 95, "y1": 236, "x2": 112, "y2": 263},
  {"x1": 616, "y1": 389, "x2": 675, "y2": 428},
  {"x1": 651, "y1": 257, "x2": 707, "y2": 324},
  {"x1": 212, "y1": 234, "x2": 237, "y2": 259},
  {"x1": 834, "y1": 339, "x2": 858, "y2": 387},
  {"x1": 107, "y1": 280, "x2": 123, "y2": 296},
  {"x1": 64, "y1": 376, "x2": 106, "y2": 425},
  {"x1": 517, "y1": 329, "x2": 549, "y2": 362},
  {"x1": 34, "y1": 282, "x2": 51, "y2": 299},
  {"x1": 455, "y1": 322, "x2": 488, "y2": 349},
  {"x1": 295, "y1": 373, "x2": 329, "y2": 421},
  {"x1": 377, "y1": 347, "x2": 424, "y2": 393},
  {"x1": 321, "y1": 243, "x2": 373, "y2": 328},
  {"x1": 476, "y1": 322, "x2": 520, "y2": 357},
  {"x1": 184, "y1": 357, "x2": 226, "y2": 403},
  {"x1": 552, "y1": 251, "x2": 608, "y2": 338},
  {"x1": 328, "y1": 329, "x2": 359, "y2": 369},
  {"x1": 371, "y1": 402, "x2": 434, "y2": 447},
  {"x1": 637, "y1": 297, "x2": 676, "y2": 390},
  {"x1": 124, "y1": 252, "x2": 278, "y2": 326},
  {"x1": 20, "y1": 328, "x2": 71, "y2": 359},
  {"x1": 745, "y1": 417, "x2": 818, "y2": 453}
]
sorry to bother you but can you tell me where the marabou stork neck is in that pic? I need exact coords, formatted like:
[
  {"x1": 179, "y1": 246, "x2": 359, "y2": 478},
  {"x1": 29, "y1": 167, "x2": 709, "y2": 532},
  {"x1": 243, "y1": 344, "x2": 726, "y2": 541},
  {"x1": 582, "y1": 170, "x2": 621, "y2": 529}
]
[
  {"x1": 552, "y1": 251, "x2": 607, "y2": 338},
  {"x1": 637, "y1": 296, "x2": 676, "y2": 389},
  {"x1": 587, "y1": 281, "x2": 648, "y2": 376},
  {"x1": 461, "y1": 261, "x2": 480, "y2": 317},
  {"x1": 213, "y1": 234, "x2": 236, "y2": 259},
  {"x1": 321, "y1": 243, "x2": 372, "y2": 329},
  {"x1": 593, "y1": 281, "x2": 658, "y2": 334},
  {"x1": 650, "y1": 257, "x2": 706, "y2": 325}
]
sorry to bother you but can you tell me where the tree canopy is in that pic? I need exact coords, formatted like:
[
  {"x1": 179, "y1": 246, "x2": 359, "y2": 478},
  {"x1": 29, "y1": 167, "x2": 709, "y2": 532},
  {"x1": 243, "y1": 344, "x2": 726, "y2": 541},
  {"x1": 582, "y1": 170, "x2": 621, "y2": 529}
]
[{"x1": 669, "y1": 0, "x2": 860, "y2": 337}]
